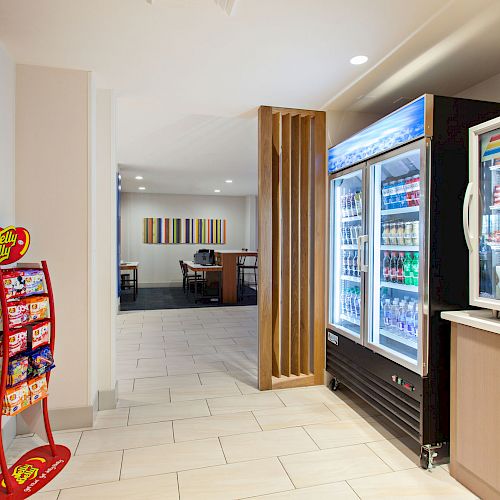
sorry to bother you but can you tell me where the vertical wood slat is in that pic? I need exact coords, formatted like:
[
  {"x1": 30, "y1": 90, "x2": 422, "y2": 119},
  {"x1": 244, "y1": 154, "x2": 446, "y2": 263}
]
[
  {"x1": 271, "y1": 112, "x2": 281, "y2": 378},
  {"x1": 313, "y1": 111, "x2": 327, "y2": 385},
  {"x1": 299, "y1": 116, "x2": 311, "y2": 374},
  {"x1": 290, "y1": 114, "x2": 301, "y2": 376},
  {"x1": 258, "y1": 106, "x2": 273, "y2": 390},
  {"x1": 280, "y1": 114, "x2": 291, "y2": 377}
]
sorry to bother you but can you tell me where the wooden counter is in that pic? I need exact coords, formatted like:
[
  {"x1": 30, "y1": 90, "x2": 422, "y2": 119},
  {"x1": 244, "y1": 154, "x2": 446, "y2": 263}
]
[
  {"x1": 215, "y1": 250, "x2": 257, "y2": 304},
  {"x1": 441, "y1": 310, "x2": 500, "y2": 500}
]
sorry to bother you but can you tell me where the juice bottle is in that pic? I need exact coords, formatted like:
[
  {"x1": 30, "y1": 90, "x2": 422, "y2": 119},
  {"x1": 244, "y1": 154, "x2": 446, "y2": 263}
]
[{"x1": 412, "y1": 253, "x2": 419, "y2": 286}]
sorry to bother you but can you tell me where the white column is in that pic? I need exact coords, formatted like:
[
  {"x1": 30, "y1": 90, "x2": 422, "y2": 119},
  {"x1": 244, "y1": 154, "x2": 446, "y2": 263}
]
[{"x1": 96, "y1": 89, "x2": 118, "y2": 409}]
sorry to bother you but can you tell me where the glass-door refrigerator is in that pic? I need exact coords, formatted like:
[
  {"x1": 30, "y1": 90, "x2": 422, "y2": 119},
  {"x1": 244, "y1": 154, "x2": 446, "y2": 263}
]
[
  {"x1": 465, "y1": 116, "x2": 500, "y2": 310},
  {"x1": 326, "y1": 95, "x2": 500, "y2": 469}
]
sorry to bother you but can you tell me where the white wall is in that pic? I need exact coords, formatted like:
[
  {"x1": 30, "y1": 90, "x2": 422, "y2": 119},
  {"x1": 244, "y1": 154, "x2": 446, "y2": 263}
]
[
  {"x1": 95, "y1": 89, "x2": 117, "y2": 409},
  {"x1": 0, "y1": 44, "x2": 16, "y2": 442},
  {"x1": 457, "y1": 72, "x2": 500, "y2": 102},
  {"x1": 0, "y1": 44, "x2": 15, "y2": 227},
  {"x1": 121, "y1": 193, "x2": 250, "y2": 285},
  {"x1": 15, "y1": 64, "x2": 97, "y2": 428},
  {"x1": 244, "y1": 195, "x2": 258, "y2": 251}
]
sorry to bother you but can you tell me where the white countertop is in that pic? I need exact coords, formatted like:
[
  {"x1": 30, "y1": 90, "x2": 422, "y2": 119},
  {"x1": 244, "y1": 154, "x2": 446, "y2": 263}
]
[{"x1": 441, "y1": 309, "x2": 500, "y2": 335}]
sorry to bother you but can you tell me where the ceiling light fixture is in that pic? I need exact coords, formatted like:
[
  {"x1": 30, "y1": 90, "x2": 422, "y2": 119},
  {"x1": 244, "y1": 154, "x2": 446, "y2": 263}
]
[
  {"x1": 138, "y1": 186, "x2": 146, "y2": 190},
  {"x1": 350, "y1": 55, "x2": 368, "y2": 65},
  {"x1": 225, "y1": 179, "x2": 233, "y2": 183},
  {"x1": 214, "y1": 189, "x2": 221, "y2": 193},
  {"x1": 135, "y1": 175, "x2": 143, "y2": 180}
]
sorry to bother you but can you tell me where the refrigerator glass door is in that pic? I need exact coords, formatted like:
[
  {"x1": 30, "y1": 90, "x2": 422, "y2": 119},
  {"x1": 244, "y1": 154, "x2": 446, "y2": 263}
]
[
  {"x1": 329, "y1": 167, "x2": 365, "y2": 342},
  {"x1": 367, "y1": 146, "x2": 423, "y2": 371},
  {"x1": 477, "y1": 126, "x2": 500, "y2": 300}
]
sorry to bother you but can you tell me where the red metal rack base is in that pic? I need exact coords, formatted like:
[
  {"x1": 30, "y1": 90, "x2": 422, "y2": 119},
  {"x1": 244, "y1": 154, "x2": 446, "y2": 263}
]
[{"x1": 0, "y1": 445, "x2": 70, "y2": 499}]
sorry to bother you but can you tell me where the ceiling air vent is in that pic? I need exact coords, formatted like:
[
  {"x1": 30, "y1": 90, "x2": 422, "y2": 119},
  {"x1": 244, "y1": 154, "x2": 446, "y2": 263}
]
[{"x1": 214, "y1": 0, "x2": 238, "y2": 15}]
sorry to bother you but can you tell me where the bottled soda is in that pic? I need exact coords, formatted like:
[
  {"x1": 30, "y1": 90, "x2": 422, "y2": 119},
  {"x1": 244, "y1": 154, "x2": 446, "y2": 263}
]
[
  {"x1": 382, "y1": 251, "x2": 390, "y2": 282},
  {"x1": 397, "y1": 252, "x2": 405, "y2": 284},
  {"x1": 404, "y1": 252, "x2": 413, "y2": 285},
  {"x1": 390, "y1": 252, "x2": 398, "y2": 283},
  {"x1": 412, "y1": 253, "x2": 419, "y2": 286}
]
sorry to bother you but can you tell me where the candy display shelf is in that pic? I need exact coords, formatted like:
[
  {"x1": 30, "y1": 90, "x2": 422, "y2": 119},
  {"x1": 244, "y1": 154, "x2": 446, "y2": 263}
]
[{"x1": 0, "y1": 261, "x2": 70, "y2": 499}]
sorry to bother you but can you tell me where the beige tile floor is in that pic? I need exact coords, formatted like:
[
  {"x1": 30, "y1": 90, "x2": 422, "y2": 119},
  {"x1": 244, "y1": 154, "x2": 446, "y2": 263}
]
[{"x1": 7, "y1": 305, "x2": 477, "y2": 499}]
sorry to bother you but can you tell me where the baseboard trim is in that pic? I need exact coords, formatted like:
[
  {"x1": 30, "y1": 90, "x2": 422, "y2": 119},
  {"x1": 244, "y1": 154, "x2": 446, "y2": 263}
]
[
  {"x1": 16, "y1": 404, "x2": 94, "y2": 434},
  {"x1": 98, "y1": 383, "x2": 117, "y2": 411}
]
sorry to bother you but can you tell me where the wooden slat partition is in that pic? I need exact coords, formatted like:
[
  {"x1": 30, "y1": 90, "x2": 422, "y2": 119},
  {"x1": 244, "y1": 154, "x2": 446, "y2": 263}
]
[{"x1": 258, "y1": 106, "x2": 326, "y2": 390}]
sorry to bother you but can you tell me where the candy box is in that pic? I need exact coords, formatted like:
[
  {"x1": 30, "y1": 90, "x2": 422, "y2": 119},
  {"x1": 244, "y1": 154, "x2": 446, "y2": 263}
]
[
  {"x1": 28, "y1": 346, "x2": 54, "y2": 378},
  {"x1": 0, "y1": 329, "x2": 28, "y2": 357},
  {"x1": 24, "y1": 296, "x2": 49, "y2": 321},
  {"x1": 2, "y1": 382, "x2": 29, "y2": 416},
  {"x1": 7, "y1": 355, "x2": 28, "y2": 387},
  {"x1": 31, "y1": 320, "x2": 50, "y2": 349},
  {"x1": 28, "y1": 374, "x2": 48, "y2": 404},
  {"x1": 24, "y1": 270, "x2": 44, "y2": 296},
  {"x1": 3, "y1": 271, "x2": 27, "y2": 299}
]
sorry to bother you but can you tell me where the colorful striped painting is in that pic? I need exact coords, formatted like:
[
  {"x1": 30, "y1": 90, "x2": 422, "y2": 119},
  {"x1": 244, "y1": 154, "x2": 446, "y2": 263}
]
[{"x1": 143, "y1": 218, "x2": 227, "y2": 244}]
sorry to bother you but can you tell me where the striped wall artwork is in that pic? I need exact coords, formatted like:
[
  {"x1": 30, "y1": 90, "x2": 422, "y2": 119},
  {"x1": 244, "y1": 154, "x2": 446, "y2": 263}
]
[{"x1": 143, "y1": 218, "x2": 227, "y2": 244}]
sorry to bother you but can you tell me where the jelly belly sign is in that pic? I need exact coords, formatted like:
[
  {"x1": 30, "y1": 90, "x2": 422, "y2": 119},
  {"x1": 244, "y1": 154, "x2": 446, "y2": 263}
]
[
  {"x1": 0, "y1": 227, "x2": 30, "y2": 265},
  {"x1": 0, "y1": 445, "x2": 70, "y2": 499}
]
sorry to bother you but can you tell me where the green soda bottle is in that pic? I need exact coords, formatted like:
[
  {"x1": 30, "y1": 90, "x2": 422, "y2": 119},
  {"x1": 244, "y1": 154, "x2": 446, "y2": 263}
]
[
  {"x1": 411, "y1": 253, "x2": 419, "y2": 286},
  {"x1": 404, "y1": 252, "x2": 412, "y2": 285}
]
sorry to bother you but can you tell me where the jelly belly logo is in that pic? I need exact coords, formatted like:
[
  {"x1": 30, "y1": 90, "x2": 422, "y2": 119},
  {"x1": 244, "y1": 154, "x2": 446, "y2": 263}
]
[
  {"x1": 0, "y1": 227, "x2": 30, "y2": 265},
  {"x1": 1, "y1": 458, "x2": 45, "y2": 487}
]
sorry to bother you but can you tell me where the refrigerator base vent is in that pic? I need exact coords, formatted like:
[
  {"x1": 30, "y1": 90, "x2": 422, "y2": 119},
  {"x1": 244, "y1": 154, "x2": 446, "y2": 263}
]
[{"x1": 326, "y1": 334, "x2": 422, "y2": 443}]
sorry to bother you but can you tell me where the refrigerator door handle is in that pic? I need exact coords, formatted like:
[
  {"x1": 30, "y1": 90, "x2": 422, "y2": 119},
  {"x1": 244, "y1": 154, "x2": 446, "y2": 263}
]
[
  {"x1": 463, "y1": 182, "x2": 474, "y2": 252},
  {"x1": 359, "y1": 235, "x2": 369, "y2": 272}
]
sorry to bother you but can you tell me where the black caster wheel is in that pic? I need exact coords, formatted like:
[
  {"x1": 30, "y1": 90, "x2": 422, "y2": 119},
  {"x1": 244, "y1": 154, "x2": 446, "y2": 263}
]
[
  {"x1": 329, "y1": 377, "x2": 339, "y2": 391},
  {"x1": 419, "y1": 448, "x2": 430, "y2": 469}
]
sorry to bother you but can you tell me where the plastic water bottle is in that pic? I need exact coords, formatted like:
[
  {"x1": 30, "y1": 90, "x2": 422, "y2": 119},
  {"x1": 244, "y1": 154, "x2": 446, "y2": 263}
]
[
  {"x1": 413, "y1": 303, "x2": 419, "y2": 336},
  {"x1": 381, "y1": 181, "x2": 389, "y2": 209},
  {"x1": 406, "y1": 302, "x2": 414, "y2": 336},
  {"x1": 398, "y1": 301, "x2": 407, "y2": 332},
  {"x1": 353, "y1": 289, "x2": 360, "y2": 320},
  {"x1": 383, "y1": 299, "x2": 391, "y2": 327}
]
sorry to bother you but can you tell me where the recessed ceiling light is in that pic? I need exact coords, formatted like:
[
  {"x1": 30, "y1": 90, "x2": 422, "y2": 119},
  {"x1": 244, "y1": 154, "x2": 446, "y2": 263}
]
[
  {"x1": 138, "y1": 186, "x2": 146, "y2": 190},
  {"x1": 350, "y1": 55, "x2": 368, "y2": 65},
  {"x1": 214, "y1": 189, "x2": 221, "y2": 193},
  {"x1": 135, "y1": 175, "x2": 143, "y2": 180},
  {"x1": 225, "y1": 179, "x2": 233, "y2": 183}
]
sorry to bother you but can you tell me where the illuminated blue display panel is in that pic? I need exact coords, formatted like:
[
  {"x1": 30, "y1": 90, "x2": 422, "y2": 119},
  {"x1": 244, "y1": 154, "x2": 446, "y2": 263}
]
[{"x1": 328, "y1": 96, "x2": 427, "y2": 173}]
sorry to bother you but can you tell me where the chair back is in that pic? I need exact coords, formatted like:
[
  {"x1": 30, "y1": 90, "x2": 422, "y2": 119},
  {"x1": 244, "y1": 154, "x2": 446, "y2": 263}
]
[{"x1": 179, "y1": 260, "x2": 187, "y2": 277}]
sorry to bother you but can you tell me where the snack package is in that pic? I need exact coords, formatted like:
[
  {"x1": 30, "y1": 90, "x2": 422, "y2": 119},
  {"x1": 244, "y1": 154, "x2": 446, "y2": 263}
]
[
  {"x1": 28, "y1": 346, "x2": 54, "y2": 378},
  {"x1": 31, "y1": 320, "x2": 50, "y2": 349},
  {"x1": 24, "y1": 270, "x2": 45, "y2": 296},
  {"x1": 2, "y1": 270, "x2": 44, "y2": 300},
  {"x1": 3, "y1": 271, "x2": 27, "y2": 299},
  {"x1": 7, "y1": 355, "x2": 28, "y2": 387},
  {"x1": 28, "y1": 374, "x2": 48, "y2": 404},
  {"x1": 2, "y1": 383, "x2": 30, "y2": 416},
  {"x1": 24, "y1": 296, "x2": 49, "y2": 321},
  {"x1": 3, "y1": 301, "x2": 30, "y2": 328},
  {"x1": 0, "y1": 329, "x2": 28, "y2": 357}
]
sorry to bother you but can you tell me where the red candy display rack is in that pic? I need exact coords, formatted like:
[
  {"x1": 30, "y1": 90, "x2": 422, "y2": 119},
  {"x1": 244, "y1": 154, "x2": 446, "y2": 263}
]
[{"x1": 0, "y1": 261, "x2": 70, "y2": 499}]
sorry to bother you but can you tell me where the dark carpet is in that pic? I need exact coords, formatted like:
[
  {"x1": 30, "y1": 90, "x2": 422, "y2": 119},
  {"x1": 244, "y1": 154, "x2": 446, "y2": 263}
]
[{"x1": 120, "y1": 286, "x2": 257, "y2": 311}]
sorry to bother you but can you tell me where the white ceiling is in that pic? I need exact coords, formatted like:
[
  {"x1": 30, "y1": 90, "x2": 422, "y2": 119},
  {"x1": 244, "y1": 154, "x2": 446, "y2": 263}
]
[{"x1": 1, "y1": 0, "x2": 500, "y2": 195}]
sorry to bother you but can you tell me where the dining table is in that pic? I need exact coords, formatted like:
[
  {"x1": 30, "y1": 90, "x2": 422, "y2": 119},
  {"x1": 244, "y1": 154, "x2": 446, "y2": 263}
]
[{"x1": 215, "y1": 250, "x2": 258, "y2": 304}]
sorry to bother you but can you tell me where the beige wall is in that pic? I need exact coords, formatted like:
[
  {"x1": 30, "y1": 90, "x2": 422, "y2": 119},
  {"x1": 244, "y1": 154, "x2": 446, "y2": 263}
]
[
  {"x1": 457, "y1": 72, "x2": 500, "y2": 102},
  {"x1": 326, "y1": 110, "x2": 383, "y2": 148},
  {"x1": 15, "y1": 65, "x2": 96, "y2": 419}
]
